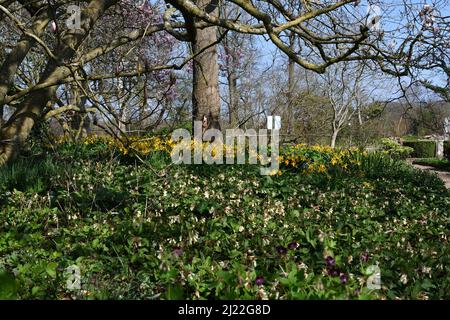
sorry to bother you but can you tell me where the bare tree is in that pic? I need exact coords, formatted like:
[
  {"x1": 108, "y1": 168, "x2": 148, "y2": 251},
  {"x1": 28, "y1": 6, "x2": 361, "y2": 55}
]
[
  {"x1": 0, "y1": 0, "x2": 438, "y2": 164},
  {"x1": 322, "y1": 62, "x2": 366, "y2": 148},
  {"x1": 0, "y1": 0, "x2": 180, "y2": 164},
  {"x1": 409, "y1": 2, "x2": 450, "y2": 102}
]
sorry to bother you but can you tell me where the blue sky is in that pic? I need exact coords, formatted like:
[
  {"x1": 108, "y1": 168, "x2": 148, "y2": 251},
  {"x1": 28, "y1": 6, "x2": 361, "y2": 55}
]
[{"x1": 249, "y1": 0, "x2": 449, "y2": 102}]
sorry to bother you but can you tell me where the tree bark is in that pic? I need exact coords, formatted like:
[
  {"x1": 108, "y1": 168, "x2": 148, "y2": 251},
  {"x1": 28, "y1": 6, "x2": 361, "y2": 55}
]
[
  {"x1": 0, "y1": 9, "x2": 51, "y2": 106},
  {"x1": 331, "y1": 129, "x2": 339, "y2": 149},
  {"x1": 192, "y1": 0, "x2": 221, "y2": 131},
  {"x1": 70, "y1": 82, "x2": 91, "y2": 139},
  {"x1": 357, "y1": 106, "x2": 363, "y2": 126},
  {"x1": 222, "y1": 26, "x2": 239, "y2": 126},
  {"x1": 0, "y1": 10, "x2": 51, "y2": 151},
  {"x1": 286, "y1": 32, "x2": 296, "y2": 136},
  {"x1": 0, "y1": 0, "x2": 118, "y2": 165},
  {"x1": 0, "y1": 74, "x2": 57, "y2": 165},
  {"x1": 227, "y1": 70, "x2": 238, "y2": 125},
  {"x1": 0, "y1": 106, "x2": 4, "y2": 128}
]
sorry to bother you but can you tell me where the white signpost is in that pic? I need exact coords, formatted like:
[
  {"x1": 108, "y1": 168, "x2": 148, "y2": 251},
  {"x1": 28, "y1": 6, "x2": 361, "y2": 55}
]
[
  {"x1": 444, "y1": 117, "x2": 450, "y2": 140},
  {"x1": 437, "y1": 117, "x2": 450, "y2": 159},
  {"x1": 437, "y1": 140, "x2": 444, "y2": 159},
  {"x1": 267, "y1": 115, "x2": 281, "y2": 130}
]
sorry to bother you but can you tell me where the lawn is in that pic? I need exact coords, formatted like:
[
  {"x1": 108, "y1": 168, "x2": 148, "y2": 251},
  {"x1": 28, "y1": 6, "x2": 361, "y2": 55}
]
[{"x1": 0, "y1": 137, "x2": 448, "y2": 300}]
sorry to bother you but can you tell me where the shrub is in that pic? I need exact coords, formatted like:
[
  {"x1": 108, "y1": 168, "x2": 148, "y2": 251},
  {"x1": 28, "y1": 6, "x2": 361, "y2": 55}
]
[
  {"x1": 403, "y1": 140, "x2": 436, "y2": 158},
  {"x1": 379, "y1": 138, "x2": 414, "y2": 159},
  {"x1": 0, "y1": 157, "x2": 58, "y2": 193},
  {"x1": 413, "y1": 158, "x2": 450, "y2": 171},
  {"x1": 444, "y1": 141, "x2": 450, "y2": 161}
]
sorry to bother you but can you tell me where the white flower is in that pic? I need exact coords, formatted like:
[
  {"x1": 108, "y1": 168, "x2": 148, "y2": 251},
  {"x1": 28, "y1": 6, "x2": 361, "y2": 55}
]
[
  {"x1": 257, "y1": 288, "x2": 269, "y2": 300},
  {"x1": 400, "y1": 274, "x2": 408, "y2": 284},
  {"x1": 169, "y1": 215, "x2": 180, "y2": 224},
  {"x1": 422, "y1": 266, "x2": 431, "y2": 275},
  {"x1": 297, "y1": 262, "x2": 308, "y2": 272}
]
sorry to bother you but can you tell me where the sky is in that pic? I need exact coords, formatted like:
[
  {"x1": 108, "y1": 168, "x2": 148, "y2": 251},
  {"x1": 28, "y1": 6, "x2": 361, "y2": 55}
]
[{"x1": 248, "y1": 0, "x2": 449, "y2": 103}]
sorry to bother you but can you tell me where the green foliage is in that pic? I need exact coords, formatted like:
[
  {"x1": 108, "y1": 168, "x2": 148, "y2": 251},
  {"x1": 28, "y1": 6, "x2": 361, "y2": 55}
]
[
  {"x1": 379, "y1": 138, "x2": 414, "y2": 160},
  {"x1": 0, "y1": 270, "x2": 18, "y2": 299},
  {"x1": 351, "y1": 152, "x2": 445, "y2": 188},
  {"x1": 403, "y1": 140, "x2": 436, "y2": 158},
  {"x1": 150, "y1": 122, "x2": 192, "y2": 137},
  {"x1": 402, "y1": 135, "x2": 421, "y2": 142},
  {"x1": 50, "y1": 138, "x2": 114, "y2": 161},
  {"x1": 413, "y1": 158, "x2": 450, "y2": 172},
  {"x1": 444, "y1": 141, "x2": 450, "y2": 162},
  {"x1": 0, "y1": 157, "x2": 58, "y2": 193},
  {"x1": 0, "y1": 140, "x2": 448, "y2": 300}
]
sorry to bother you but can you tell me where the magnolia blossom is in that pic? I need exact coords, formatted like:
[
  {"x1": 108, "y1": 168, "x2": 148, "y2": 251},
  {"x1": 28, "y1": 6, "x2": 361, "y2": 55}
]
[{"x1": 50, "y1": 20, "x2": 57, "y2": 33}]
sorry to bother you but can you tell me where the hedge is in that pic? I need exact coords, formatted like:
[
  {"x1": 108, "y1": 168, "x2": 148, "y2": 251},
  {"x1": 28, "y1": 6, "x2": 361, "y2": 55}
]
[
  {"x1": 379, "y1": 138, "x2": 414, "y2": 159},
  {"x1": 445, "y1": 141, "x2": 450, "y2": 161},
  {"x1": 403, "y1": 140, "x2": 436, "y2": 158}
]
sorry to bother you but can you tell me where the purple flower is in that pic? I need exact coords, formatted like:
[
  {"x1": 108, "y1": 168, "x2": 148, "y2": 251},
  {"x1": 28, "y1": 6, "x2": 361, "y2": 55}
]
[
  {"x1": 255, "y1": 276, "x2": 265, "y2": 286},
  {"x1": 288, "y1": 242, "x2": 299, "y2": 250},
  {"x1": 173, "y1": 247, "x2": 183, "y2": 257},
  {"x1": 276, "y1": 245, "x2": 287, "y2": 255},
  {"x1": 340, "y1": 273, "x2": 349, "y2": 284},
  {"x1": 325, "y1": 256, "x2": 336, "y2": 266},
  {"x1": 328, "y1": 268, "x2": 340, "y2": 277},
  {"x1": 360, "y1": 251, "x2": 369, "y2": 262}
]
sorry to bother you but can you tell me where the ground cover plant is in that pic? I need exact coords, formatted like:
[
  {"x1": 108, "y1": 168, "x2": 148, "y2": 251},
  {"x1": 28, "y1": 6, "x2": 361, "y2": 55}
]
[
  {"x1": 0, "y1": 137, "x2": 448, "y2": 300},
  {"x1": 413, "y1": 158, "x2": 450, "y2": 172}
]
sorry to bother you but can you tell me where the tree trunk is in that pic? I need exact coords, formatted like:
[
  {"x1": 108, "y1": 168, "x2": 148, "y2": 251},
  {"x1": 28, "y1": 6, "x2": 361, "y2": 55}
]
[
  {"x1": 0, "y1": 0, "x2": 118, "y2": 165},
  {"x1": 227, "y1": 70, "x2": 238, "y2": 125},
  {"x1": 0, "y1": 10, "x2": 51, "y2": 106},
  {"x1": 0, "y1": 84, "x2": 57, "y2": 164},
  {"x1": 357, "y1": 105, "x2": 363, "y2": 126},
  {"x1": 331, "y1": 129, "x2": 339, "y2": 149},
  {"x1": 286, "y1": 32, "x2": 296, "y2": 136},
  {"x1": 0, "y1": 10, "x2": 50, "y2": 154},
  {"x1": 0, "y1": 106, "x2": 4, "y2": 128},
  {"x1": 192, "y1": 0, "x2": 221, "y2": 131},
  {"x1": 118, "y1": 105, "x2": 127, "y2": 134}
]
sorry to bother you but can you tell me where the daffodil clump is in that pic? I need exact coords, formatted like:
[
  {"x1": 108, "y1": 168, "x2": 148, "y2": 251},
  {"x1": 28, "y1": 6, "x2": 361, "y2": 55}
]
[
  {"x1": 55, "y1": 135, "x2": 175, "y2": 156},
  {"x1": 115, "y1": 136, "x2": 175, "y2": 155},
  {"x1": 279, "y1": 144, "x2": 366, "y2": 174},
  {"x1": 54, "y1": 135, "x2": 369, "y2": 176}
]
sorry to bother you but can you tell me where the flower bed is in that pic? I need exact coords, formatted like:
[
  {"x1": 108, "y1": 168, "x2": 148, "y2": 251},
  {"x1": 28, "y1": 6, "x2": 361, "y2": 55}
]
[{"x1": 0, "y1": 136, "x2": 448, "y2": 299}]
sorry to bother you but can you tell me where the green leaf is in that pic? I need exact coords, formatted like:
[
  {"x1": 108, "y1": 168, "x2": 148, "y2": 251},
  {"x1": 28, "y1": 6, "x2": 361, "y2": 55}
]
[
  {"x1": 421, "y1": 279, "x2": 435, "y2": 290},
  {"x1": 31, "y1": 286, "x2": 41, "y2": 296},
  {"x1": 165, "y1": 284, "x2": 184, "y2": 300},
  {"x1": 46, "y1": 262, "x2": 58, "y2": 278},
  {"x1": 0, "y1": 271, "x2": 18, "y2": 300},
  {"x1": 92, "y1": 238, "x2": 100, "y2": 248}
]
